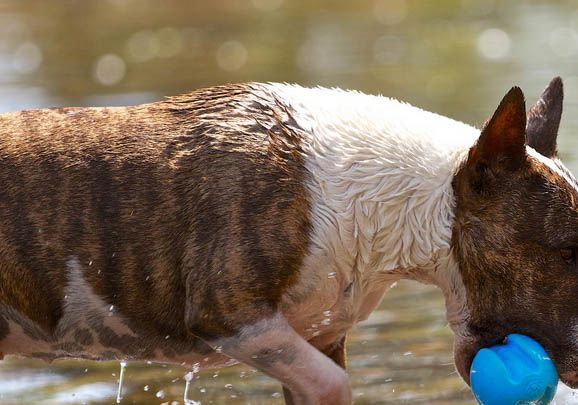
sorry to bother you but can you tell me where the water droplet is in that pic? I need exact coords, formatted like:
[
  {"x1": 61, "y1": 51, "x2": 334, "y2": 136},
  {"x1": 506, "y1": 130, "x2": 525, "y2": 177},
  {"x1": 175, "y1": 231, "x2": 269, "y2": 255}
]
[
  {"x1": 116, "y1": 361, "x2": 127, "y2": 403},
  {"x1": 321, "y1": 318, "x2": 331, "y2": 326},
  {"x1": 183, "y1": 371, "x2": 199, "y2": 404},
  {"x1": 327, "y1": 272, "x2": 336, "y2": 279},
  {"x1": 156, "y1": 390, "x2": 166, "y2": 399},
  {"x1": 143, "y1": 385, "x2": 149, "y2": 391},
  {"x1": 271, "y1": 392, "x2": 282, "y2": 398},
  {"x1": 225, "y1": 384, "x2": 233, "y2": 389},
  {"x1": 323, "y1": 310, "x2": 332, "y2": 317}
]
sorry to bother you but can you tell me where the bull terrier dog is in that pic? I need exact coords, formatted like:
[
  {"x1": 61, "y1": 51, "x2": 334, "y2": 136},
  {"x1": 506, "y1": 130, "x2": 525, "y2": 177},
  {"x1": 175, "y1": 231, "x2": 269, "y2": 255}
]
[{"x1": 0, "y1": 77, "x2": 575, "y2": 404}]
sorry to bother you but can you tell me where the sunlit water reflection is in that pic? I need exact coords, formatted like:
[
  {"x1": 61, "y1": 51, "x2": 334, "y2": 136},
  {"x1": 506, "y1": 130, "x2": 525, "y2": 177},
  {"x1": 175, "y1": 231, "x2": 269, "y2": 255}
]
[{"x1": 1, "y1": 0, "x2": 578, "y2": 403}]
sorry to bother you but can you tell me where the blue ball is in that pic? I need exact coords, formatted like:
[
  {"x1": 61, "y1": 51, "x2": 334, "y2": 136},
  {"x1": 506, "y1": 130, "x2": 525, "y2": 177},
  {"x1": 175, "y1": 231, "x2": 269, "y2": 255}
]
[{"x1": 470, "y1": 334, "x2": 558, "y2": 405}]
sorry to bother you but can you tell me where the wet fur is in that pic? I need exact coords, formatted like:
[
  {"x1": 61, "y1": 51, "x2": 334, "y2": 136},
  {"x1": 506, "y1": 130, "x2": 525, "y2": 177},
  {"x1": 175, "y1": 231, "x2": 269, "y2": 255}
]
[{"x1": 0, "y1": 83, "x2": 310, "y2": 358}]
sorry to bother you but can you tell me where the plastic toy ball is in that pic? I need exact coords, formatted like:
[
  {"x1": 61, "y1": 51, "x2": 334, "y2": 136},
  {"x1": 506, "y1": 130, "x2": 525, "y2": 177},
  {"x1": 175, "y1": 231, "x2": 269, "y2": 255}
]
[{"x1": 470, "y1": 334, "x2": 558, "y2": 405}]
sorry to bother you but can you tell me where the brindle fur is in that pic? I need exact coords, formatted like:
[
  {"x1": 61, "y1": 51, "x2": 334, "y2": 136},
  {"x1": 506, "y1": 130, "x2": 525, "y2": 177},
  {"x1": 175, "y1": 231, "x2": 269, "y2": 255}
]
[
  {"x1": 452, "y1": 77, "x2": 578, "y2": 387},
  {"x1": 0, "y1": 83, "x2": 310, "y2": 353}
]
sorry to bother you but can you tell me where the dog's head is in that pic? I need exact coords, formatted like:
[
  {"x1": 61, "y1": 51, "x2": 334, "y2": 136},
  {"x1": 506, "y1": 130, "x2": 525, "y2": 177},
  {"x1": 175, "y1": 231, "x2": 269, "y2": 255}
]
[{"x1": 451, "y1": 77, "x2": 578, "y2": 387}]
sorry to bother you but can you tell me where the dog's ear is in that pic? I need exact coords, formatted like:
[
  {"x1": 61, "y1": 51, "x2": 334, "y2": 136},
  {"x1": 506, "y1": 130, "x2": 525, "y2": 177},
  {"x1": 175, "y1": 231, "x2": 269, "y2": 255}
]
[
  {"x1": 526, "y1": 77, "x2": 563, "y2": 158},
  {"x1": 467, "y1": 86, "x2": 527, "y2": 171}
]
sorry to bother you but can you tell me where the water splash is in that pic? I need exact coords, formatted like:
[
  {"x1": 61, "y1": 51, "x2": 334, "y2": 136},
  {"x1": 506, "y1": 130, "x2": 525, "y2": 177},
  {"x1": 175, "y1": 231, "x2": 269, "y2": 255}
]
[
  {"x1": 184, "y1": 371, "x2": 193, "y2": 404},
  {"x1": 116, "y1": 361, "x2": 126, "y2": 403},
  {"x1": 184, "y1": 363, "x2": 201, "y2": 405}
]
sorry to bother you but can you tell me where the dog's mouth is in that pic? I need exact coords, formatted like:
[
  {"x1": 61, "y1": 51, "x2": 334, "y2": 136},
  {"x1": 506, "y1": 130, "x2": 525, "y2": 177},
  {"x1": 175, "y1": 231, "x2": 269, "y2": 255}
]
[{"x1": 453, "y1": 335, "x2": 507, "y2": 386}]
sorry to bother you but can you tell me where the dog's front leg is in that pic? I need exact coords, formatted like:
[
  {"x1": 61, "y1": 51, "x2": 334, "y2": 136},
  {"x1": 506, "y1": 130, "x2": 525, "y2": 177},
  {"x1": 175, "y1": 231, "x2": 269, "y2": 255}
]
[
  {"x1": 214, "y1": 315, "x2": 352, "y2": 405},
  {"x1": 282, "y1": 333, "x2": 348, "y2": 404}
]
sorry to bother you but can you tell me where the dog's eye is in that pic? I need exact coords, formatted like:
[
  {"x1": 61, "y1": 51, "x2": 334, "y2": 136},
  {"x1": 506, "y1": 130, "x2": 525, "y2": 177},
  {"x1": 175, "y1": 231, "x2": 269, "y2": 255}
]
[{"x1": 560, "y1": 247, "x2": 576, "y2": 265}]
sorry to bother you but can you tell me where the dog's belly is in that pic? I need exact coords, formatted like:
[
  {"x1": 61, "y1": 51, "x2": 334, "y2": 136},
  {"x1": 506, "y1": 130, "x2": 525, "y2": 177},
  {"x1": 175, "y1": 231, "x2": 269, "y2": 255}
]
[
  {"x1": 0, "y1": 305, "x2": 236, "y2": 368},
  {"x1": 0, "y1": 256, "x2": 229, "y2": 367}
]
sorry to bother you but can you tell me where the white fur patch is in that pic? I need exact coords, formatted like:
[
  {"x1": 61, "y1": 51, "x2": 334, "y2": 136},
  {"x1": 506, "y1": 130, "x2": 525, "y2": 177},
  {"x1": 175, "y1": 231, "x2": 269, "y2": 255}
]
[
  {"x1": 266, "y1": 83, "x2": 476, "y2": 329},
  {"x1": 267, "y1": 84, "x2": 478, "y2": 274},
  {"x1": 56, "y1": 256, "x2": 137, "y2": 339}
]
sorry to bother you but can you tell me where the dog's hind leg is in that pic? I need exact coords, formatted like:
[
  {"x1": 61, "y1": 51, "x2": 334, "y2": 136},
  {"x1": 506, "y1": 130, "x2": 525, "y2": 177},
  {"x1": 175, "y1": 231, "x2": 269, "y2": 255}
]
[{"x1": 210, "y1": 314, "x2": 352, "y2": 405}]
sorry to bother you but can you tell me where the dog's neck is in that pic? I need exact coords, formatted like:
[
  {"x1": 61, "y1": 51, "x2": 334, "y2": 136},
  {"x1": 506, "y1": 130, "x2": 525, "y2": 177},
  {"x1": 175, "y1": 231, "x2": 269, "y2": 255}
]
[{"x1": 267, "y1": 83, "x2": 477, "y2": 326}]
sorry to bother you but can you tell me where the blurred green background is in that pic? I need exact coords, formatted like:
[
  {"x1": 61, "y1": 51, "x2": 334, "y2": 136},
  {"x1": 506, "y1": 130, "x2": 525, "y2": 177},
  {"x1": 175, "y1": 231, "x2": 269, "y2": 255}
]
[{"x1": 1, "y1": 0, "x2": 578, "y2": 404}]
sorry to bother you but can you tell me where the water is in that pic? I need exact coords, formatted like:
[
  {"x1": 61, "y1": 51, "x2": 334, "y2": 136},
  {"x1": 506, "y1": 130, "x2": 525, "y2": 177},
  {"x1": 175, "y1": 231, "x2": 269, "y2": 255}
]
[
  {"x1": 184, "y1": 371, "x2": 195, "y2": 405},
  {"x1": 116, "y1": 362, "x2": 126, "y2": 404},
  {"x1": 1, "y1": 0, "x2": 578, "y2": 403}
]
